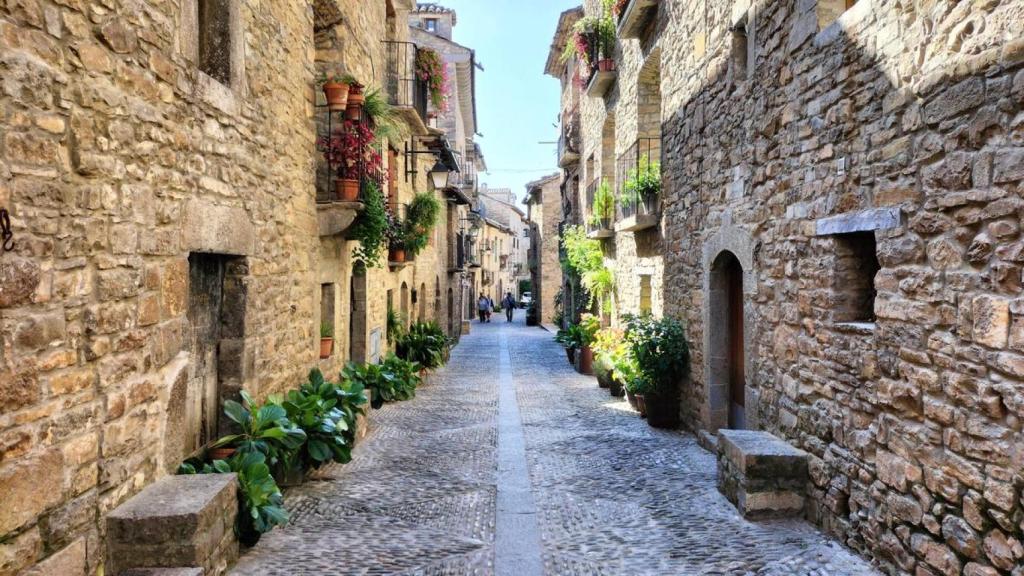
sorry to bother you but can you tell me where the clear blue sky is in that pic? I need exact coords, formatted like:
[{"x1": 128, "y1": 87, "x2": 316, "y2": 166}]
[{"x1": 443, "y1": 0, "x2": 579, "y2": 203}]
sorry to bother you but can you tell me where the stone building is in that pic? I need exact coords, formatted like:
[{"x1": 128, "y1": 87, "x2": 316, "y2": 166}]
[
  {"x1": 0, "y1": 0, "x2": 480, "y2": 572},
  {"x1": 524, "y1": 173, "x2": 563, "y2": 324},
  {"x1": 550, "y1": 0, "x2": 1024, "y2": 574},
  {"x1": 478, "y1": 186, "x2": 530, "y2": 301}
]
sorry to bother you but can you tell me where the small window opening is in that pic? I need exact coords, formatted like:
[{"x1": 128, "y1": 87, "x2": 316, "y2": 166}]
[
  {"x1": 425, "y1": 18, "x2": 438, "y2": 33},
  {"x1": 832, "y1": 232, "x2": 880, "y2": 323},
  {"x1": 639, "y1": 275, "x2": 652, "y2": 315},
  {"x1": 321, "y1": 283, "x2": 336, "y2": 339},
  {"x1": 731, "y1": 23, "x2": 748, "y2": 79},
  {"x1": 198, "y1": 0, "x2": 232, "y2": 85}
]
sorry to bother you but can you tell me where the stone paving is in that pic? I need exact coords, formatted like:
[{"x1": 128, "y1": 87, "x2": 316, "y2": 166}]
[{"x1": 231, "y1": 313, "x2": 881, "y2": 575}]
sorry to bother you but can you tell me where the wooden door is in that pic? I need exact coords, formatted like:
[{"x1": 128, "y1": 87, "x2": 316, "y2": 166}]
[{"x1": 727, "y1": 258, "x2": 745, "y2": 429}]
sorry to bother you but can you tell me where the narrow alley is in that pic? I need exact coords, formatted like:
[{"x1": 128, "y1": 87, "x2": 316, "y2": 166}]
[{"x1": 232, "y1": 315, "x2": 879, "y2": 576}]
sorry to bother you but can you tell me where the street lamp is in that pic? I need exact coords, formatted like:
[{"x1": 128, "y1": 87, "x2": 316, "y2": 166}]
[{"x1": 428, "y1": 158, "x2": 451, "y2": 189}]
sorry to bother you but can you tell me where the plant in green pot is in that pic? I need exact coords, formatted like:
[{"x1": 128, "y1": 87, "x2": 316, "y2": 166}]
[{"x1": 624, "y1": 315, "x2": 688, "y2": 428}]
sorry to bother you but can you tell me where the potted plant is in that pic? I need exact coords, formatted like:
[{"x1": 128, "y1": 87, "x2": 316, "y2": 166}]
[
  {"x1": 624, "y1": 315, "x2": 688, "y2": 428},
  {"x1": 554, "y1": 324, "x2": 583, "y2": 365},
  {"x1": 350, "y1": 181, "x2": 389, "y2": 268},
  {"x1": 589, "y1": 179, "x2": 615, "y2": 231},
  {"x1": 576, "y1": 314, "x2": 600, "y2": 375},
  {"x1": 386, "y1": 210, "x2": 407, "y2": 263},
  {"x1": 592, "y1": 327, "x2": 624, "y2": 390},
  {"x1": 623, "y1": 156, "x2": 661, "y2": 214},
  {"x1": 209, "y1": 391, "x2": 307, "y2": 470},
  {"x1": 403, "y1": 192, "x2": 440, "y2": 258},
  {"x1": 526, "y1": 302, "x2": 538, "y2": 326},
  {"x1": 344, "y1": 75, "x2": 365, "y2": 120},
  {"x1": 416, "y1": 48, "x2": 449, "y2": 114},
  {"x1": 396, "y1": 321, "x2": 449, "y2": 370},
  {"x1": 320, "y1": 321, "x2": 334, "y2": 359},
  {"x1": 317, "y1": 120, "x2": 381, "y2": 202},
  {"x1": 320, "y1": 74, "x2": 350, "y2": 111}
]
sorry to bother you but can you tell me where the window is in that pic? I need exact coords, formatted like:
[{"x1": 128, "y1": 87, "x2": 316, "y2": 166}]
[
  {"x1": 730, "y1": 22, "x2": 748, "y2": 79},
  {"x1": 817, "y1": 0, "x2": 857, "y2": 29},
  {"x1": 832, "y1": 232, "x2": 880, "y2": 323},
  {"x1": 639, "y1": 275, "x2": 652, "y2": 315},
  {"x1": 320, "y1": 283, "x2": 336, "y2": 340},
  {"x1": 425, "y1": 18, "x2": 438, "y2": 33},
  {"x1": 198, "y1": 0, "x2": 232, "y2": 84}
]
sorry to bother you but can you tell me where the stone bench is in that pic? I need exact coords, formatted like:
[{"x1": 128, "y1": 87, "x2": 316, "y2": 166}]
[
  {"x1": 716, "y1": 429, "x2": 808, "y2": 519},
  {"x1": 106, "y1": 474, "x2": 239, "y2": 576}
]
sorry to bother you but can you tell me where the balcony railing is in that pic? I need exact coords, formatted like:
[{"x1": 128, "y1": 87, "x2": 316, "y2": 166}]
[
  {"x1": 584, "y1": 32, "x2": 616, "y2": 98},
  {"x1": 383, "y1": 41, "x2": 429, "y2": 132},
  {"x1": 615, "y1": 137, "x2": 661, "y2": 231}
]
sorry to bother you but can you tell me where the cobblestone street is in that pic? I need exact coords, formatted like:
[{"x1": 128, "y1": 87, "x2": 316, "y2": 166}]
[{"x1": 232, "y1": 314, "x2": 880, "y2": 576}]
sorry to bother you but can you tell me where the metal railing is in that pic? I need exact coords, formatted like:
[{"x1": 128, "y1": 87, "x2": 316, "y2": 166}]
[
  {"x1": 557, "y1": 106, "x2": 580, "y2": 165},
  {"x1": 316, "y1": 106, "x2": 383, "y2": 203},
  {"x1": 616, "y1": 137, "x2": 661, "y2": 220},
  {"x1": 383, "y1": 41, "x2": 428, "y2": 124}
]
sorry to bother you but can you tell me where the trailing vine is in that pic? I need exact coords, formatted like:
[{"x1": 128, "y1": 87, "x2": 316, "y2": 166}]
[
  {"x1": 350, "y1": 180, "x2": 389, "y2": 268},
  {"x1": 415, "y1": 48, "x2": 449, "y2": 113}
]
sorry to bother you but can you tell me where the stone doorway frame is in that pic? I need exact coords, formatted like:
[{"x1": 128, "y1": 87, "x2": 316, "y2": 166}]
[{"x1": 702, "y1": 225, "x2": 758, "y2": 433}]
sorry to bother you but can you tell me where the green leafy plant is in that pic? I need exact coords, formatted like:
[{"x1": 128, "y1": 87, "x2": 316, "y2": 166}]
[
  {"x1": 561, "y1": 225, "x2": 614, "y2": 308},
  {"x1": 622, "y1": 156, "x2": 661, "y2": 209},
  {"x1": 342, "y1": 354, "x2": 419, "y2": 409},
  {"x1": 320, "y1": 322, "x2": 333, "y2": 339},
  {"x1": 554, "y1": 323, "x2": 585, "y2": 350},
  {"x1": 351, "y1": 180, "x2": 389, "y2": 268},
  {"x1": 403, "y1": 192, "x2": 441, "y2": 257},
  {"x1": 281, "y1": 372, "x2": 352, "y2": 470},
  {"x1": 588, "y1": 179, "x2": 615, "y2": 227},
  {"x1": 212, "y1": 391, "x2": 307, "y2": 470},
  {"x1": 396, "y1": 321, "x2": 449, "y2": 369},
  {"x1": 578, "y1": 313, "x2": 600, "y2": 347},
  {"x1": 386, "y1": 306, "x2": 404, "y2": 344},
  {"x1": 363, "y1": 88, "x2": 410, "y2": 144},
  {"x1": 178, "y1": 451, "x2": 288, "y2": 546},
  {"x1": 623, "y1": 315, "x2": 688, "y2": 393}
]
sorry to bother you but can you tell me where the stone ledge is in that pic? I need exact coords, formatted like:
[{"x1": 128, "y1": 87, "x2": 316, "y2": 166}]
[
  {"x1": 615, "y1": 213, "x2": 659, "y2": 233},
  {"x1": 717, "y1": 429, "x2": 808, "y2": 519},
  {"x1": 107, "y1": 474, "x2": 239, "y2": 576},
  {"x1": 814, "y1": 207, "x2": 901, "y2": 236},
  {"x1": 121, "y1": 569, "x2": 204, "y2": 576},
  {"x1": 317, "y1": 201, "x2": 364, "y2": 237}
]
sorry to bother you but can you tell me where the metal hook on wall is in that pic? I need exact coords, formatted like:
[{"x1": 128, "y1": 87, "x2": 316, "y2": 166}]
[{"x1": 1, "y1": 208, "x2": 14, "y2": 254}]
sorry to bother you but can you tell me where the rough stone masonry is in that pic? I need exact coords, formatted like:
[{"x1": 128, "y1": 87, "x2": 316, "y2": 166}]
[{"x1": 558, "y1": 0, "x2": 1024, "y2": 574}]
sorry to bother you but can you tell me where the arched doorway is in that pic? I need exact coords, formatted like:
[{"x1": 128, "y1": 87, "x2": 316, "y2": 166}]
[{"x1": 710, "y1": 251, "x2": 745, "y2": 429}]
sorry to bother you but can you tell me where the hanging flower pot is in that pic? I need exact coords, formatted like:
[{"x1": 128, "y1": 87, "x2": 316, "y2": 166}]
[
  {"x1": 322, "y1": 81, "x2": 349, "y2": 111},
  {"x1": 336, "y1": 178, "x2": 360, "y2": 202},
  {"x1": 320, "y1": 337, "x2": 334, "y2": 359}
]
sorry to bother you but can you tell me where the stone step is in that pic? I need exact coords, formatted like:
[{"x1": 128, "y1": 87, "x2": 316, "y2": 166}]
[
  {"x1": 716, "y1": 429, "x2": 808, "y2": 519},
  {"x1": 121, "y1": 569, "x2": 204, "y2": 576},
  {"x1": 106, "y1": 474, "x2": 239, "y2": 576}
]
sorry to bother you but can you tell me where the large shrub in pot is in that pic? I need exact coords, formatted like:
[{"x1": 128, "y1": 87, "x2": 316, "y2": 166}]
[{"x1": 624, "y1": 315, "x2": 688, "y2": 427}]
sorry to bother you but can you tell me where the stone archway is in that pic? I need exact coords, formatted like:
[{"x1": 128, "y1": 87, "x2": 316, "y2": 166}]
[{"x1": 702, "y1": 225, "x2": 757, "y2": 432}]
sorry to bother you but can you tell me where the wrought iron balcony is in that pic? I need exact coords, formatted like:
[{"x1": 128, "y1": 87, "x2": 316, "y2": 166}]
[
  {"x1": 615, "y1": 137, "x2": 661, "y2": 232},
  {"x1": 584, "y1": 32, "x2": 616, "y2": 98},
  {"x1": 383, "y1": 41, "x2": 429, "y2": 135},
  {"x1": 616, "y1": 0, "x2": 659, "y2": 40}
]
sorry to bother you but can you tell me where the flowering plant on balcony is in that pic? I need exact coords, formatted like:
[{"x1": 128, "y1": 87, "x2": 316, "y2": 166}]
[
  {"x1": 612, "y1": 0, "x2": 629, "y2": 17},
  {"x1": 415, "y1": 48, "x2": 449, "y2": 113},
  {"x1": 316, "y1": 120, "x2": 383, "y2": 201},
  {"x1": 560, "y1": 1, "x2": 617, "y2": 79}
]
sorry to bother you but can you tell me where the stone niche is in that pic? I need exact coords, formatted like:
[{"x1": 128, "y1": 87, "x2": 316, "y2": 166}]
[
  {"x1": 106, "y1": 474, "x2": 239, "y2": 576},
  {"x1": 716, "y1": 429, "x2": 808, "y2": 519}
]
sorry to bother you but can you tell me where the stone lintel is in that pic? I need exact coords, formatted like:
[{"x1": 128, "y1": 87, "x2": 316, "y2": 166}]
[
  {"x1": 184, "y1": 199, "x2": 254, "y2": 256},
  {"x1": 814, "y1": 207, "x2": 901, "y2": 236}
]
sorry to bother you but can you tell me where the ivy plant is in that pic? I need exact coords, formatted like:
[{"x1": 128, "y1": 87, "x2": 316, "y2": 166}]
[{"x1": 351, "y1": 180, "x2": 389, "y2": 268}]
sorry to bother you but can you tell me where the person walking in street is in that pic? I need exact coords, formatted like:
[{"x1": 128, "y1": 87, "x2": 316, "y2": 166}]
[
  {"x1": 478, "y1": 294, "x2": 489, "y2": 323},
  {"x1": 486, "y1": 296, "x2": 494, "y2": 322},
  {"x1": 501, "y1": 292, "x2": 516, "y2": 322}
]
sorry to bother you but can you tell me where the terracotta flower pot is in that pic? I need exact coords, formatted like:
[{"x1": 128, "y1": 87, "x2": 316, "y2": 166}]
[
  {"x1": 345, "y1": 101, "x2": 363, "y2": 121},
  {"x1": 389, "y1": 247, "x2": 406, "y2": 263},
  {"x1": 596, "y1": 369, "x2": 611, "y2": 389},
  {"x1": 320, "y1": 337, "x2": 334, "y2": 359},
  {"x1": 577, "y1": 346, "x2": 594, "y2": 375},
  {"x1": 635, "y1": 394, "x2": 647, "y2": 418},
  {"x1": 207, "y1": 446, "x2": 236, "y2": 461},
  {"x1": 322, "y1": 81, "x2": 350, "y2": 111},
  {"x1": 598, "y1": 59, "x2": 615, "y2": 72},
  {"x1": 336, "y1": 178, "x2": 360, "y2": 201}
]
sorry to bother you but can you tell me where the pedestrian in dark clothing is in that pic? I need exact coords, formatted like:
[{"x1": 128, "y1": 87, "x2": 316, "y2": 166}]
[{"x1": 501, "y1": 292, "x2": 516, "y2": 322}]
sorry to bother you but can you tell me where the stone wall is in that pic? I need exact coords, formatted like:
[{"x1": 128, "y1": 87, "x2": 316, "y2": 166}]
[
  {"x1": 565, "y1": 0, "x2": 1024, "y2": 573},
  {"x1": 526, "y1": 174, "x2": 563, "y2": 325}
]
